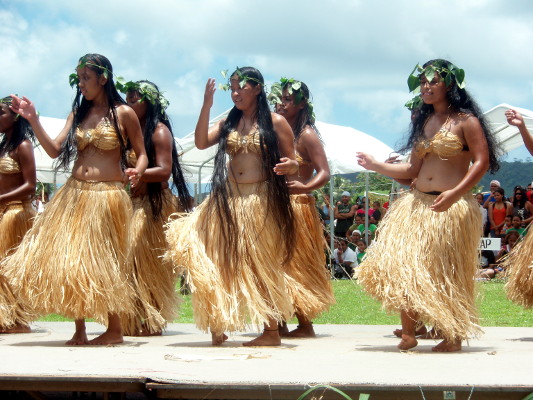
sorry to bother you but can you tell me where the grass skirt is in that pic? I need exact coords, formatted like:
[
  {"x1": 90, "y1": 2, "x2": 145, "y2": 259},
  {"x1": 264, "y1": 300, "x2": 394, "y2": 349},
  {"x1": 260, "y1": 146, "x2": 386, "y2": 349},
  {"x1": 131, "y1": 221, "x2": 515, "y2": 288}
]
[
  {"x1": 164, "y1": 180, "x2": 293, "y2": 335},
  {"x1": 121, "y1": 189, "x2": 181, "y2": 335},
  {"x1": 356, "y1": 190, "x2": 483, "y2": 341},
  {"x1": 504, "y1": 231, "x2": 533, "y2": 308},
  {"x1": 283, "y1": 195, "x2": 335, "y2": 320},
  {"x1": 2, "y1": 177, "x2": 135, "y2": 322},
  {"x1": 0, "y1": 201, "x2": 35, "y2": 328}
]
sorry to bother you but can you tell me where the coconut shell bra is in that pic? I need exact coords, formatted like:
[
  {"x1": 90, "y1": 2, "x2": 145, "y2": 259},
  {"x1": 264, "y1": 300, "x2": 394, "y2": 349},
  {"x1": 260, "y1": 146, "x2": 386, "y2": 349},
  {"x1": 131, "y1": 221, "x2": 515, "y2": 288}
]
[
  {"x1": 226, "y1": 130, "x2": 262, "y2": 157},
  {"x1": 0, "y1": 154, "x2": 21, "y2": 174},
  {"x1": 413, "y1": 115, "x2": 469, "y2": 159},
  {"x1": 76, "y1": 118, "x2": 121, "y2": 151}
]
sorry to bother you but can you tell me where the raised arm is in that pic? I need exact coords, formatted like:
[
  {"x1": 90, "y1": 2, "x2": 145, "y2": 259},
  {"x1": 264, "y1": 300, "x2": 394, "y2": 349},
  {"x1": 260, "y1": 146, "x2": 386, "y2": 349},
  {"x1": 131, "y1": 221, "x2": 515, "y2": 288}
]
[
  {"x1": 505, "y1": 109, "x2": 533, "y2": 155},
  {"x1": 10, "y1": 95, "x2": 72, "y2": 158},
  {"x1": 195, "y1": 79, "x2": 221, "y2": 149}
]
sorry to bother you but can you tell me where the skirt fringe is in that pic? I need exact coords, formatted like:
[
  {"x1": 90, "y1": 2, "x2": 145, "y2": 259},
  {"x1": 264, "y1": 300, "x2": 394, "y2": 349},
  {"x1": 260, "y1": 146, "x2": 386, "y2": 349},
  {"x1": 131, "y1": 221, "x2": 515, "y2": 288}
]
[
  {"x1": 356, "y1": 190, "x2": 483, "y2": 341},
  {"x1": 1, "y1": 177, "x2": 136, "y2": 322},
  {"x1": 121, "y1": 190, "x2": 181, "y2": 335},
  {"x1": 0, "y1": 201, "x2": 35, "y2": 328},
  {"x1": 283, "y1": 195, "x2": 335, "y2": 320},
  {"x1": 504, "y1": 231, "x2": 533, "y2": 308},
  {"x1": 164, "y1": 180, "x2": 293, "y2": 335}
]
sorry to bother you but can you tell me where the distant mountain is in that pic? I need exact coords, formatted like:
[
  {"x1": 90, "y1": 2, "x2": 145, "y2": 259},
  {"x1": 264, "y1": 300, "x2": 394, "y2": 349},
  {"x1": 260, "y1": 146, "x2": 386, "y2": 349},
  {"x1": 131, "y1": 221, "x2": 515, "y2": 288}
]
[{"x1": 480, "y1": 160, "x2": 533, "y2": 194}]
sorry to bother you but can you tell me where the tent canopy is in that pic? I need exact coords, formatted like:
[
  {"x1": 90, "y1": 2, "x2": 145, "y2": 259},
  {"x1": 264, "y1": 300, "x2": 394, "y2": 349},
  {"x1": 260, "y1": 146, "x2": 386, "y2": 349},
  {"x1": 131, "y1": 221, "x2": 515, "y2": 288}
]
[{"x1": 483, "y1": 103, "x2": 533, "y2": 154}]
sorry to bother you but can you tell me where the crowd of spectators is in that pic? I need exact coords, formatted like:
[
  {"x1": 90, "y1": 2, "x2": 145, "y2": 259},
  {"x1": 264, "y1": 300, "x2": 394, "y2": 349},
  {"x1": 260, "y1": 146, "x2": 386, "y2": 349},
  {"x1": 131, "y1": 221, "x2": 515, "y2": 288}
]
[{"x1": 320, "y1": 179, "x2": 532, "y2": 281}]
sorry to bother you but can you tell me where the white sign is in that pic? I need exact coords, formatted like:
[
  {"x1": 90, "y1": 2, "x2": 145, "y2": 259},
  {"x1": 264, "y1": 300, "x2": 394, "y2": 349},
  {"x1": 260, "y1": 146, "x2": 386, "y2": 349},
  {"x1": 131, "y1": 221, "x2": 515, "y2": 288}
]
[{"x1": 479, "y1": 237, "x2": 501, "y2": 251}]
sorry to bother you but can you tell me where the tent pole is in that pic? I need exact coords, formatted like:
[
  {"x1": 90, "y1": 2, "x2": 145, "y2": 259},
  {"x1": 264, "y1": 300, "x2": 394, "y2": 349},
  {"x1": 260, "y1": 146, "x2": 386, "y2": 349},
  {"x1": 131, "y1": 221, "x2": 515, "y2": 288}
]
[
  {"x1": 329, "y1": 174, "x2": 335, "y2": 254},
  {"x1": 365, "y1": 171, "x2": 369, "y2": 244}
]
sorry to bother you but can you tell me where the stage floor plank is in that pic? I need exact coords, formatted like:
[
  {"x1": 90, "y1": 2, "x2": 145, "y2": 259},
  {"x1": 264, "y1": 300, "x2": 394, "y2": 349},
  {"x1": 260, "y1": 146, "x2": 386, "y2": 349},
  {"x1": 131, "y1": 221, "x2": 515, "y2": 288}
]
[{"x1": 0, "y1": 322, "x2": 532, "y2": 399}]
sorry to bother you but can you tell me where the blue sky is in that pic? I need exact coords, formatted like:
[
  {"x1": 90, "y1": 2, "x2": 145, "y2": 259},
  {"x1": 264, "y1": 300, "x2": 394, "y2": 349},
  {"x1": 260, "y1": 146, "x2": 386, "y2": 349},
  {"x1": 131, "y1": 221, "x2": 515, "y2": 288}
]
[{"x1": 2, "y1": 0, "x2": 533, "y2": 161}]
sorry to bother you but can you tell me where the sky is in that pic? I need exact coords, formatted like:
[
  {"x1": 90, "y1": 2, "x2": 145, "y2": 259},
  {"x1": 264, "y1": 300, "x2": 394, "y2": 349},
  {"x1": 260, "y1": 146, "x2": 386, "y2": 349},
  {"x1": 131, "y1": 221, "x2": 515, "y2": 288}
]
[{"x1": 2, "y1": 0, "x2": 533, "y2": 161}]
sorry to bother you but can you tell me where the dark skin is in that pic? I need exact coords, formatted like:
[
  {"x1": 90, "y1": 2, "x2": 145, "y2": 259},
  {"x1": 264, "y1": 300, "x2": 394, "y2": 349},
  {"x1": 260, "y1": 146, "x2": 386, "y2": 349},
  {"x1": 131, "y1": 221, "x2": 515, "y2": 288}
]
[{"x1": 0, "y1": 104, "x2": 35, "y2": 334}]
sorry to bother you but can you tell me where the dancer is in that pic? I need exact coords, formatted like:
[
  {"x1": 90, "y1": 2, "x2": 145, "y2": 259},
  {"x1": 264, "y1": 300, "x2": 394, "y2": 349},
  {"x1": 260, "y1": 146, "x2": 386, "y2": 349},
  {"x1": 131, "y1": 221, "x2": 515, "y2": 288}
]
[
  {"x1": 120, "y1": 80, "x2": 191, "y2": 336},
  {"x1": 502, "y1": 109, "x2": 533, "y2": 308},
  {"x1": 271, "y1": 78, "x2": 335, "y2": 337},
  {"x1": 356, "y1": 59, "x2": 500, "y2": 352},
  {"x1": 0, "y1": 96, "x2": 36, "y2": 334},
  {"x1": 165, "y1": 67, "x2": 297, "y2": 346},
  {"x1": 3, "y1": 54, "x2": 147, "y2": 345}
]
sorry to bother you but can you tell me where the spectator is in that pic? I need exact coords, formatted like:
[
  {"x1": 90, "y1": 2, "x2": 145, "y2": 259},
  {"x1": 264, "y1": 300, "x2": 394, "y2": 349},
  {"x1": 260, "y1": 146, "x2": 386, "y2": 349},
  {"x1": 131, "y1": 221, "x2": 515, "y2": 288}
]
[
  {"x1": 357, "y1": 220, "x2": 378, "y2": 240},
  {"x1": 510, "y1": 186, "x2": 533, "y2": 227},
  {"x1": 371, "y1": 200, "x2": 385, "y2": 223},
  {"x1": 334, "y1": 191, "x2": 357, "y2": 238},
  {"x1": 486, "y1": 230, "x2": 521, "y2": 279},
  {"x1": 333, "y1": 239, "x2": 357, "y2": 279},
  {"x1": 482, "y1": 180, "x2": 501, "y2": 209},
  {"x1": 501, "y1": 215, "x2": 513, "y2": 234},
  {"x1": 475, "y1": 192, "x2": 488, "y2": 235},
  {"x1": 320, "y1": 194, "x2": 332, "y2": 225},
  {"x1": 506, "y1": 215, "x2": 527, "y2": 237},
  {"x1": 347, "y1": 214, "x2": 363, "y2": 237},
  {"x1": 356, "y1": 239, "x2": 367, "y2": 265},
  {"x1": 488, "y1": 187, "x2": 512, "y2": 237},
  {"x1": 476, "y1": 250, "x2": 497, "y2": 280},
  {"x1": 348, "y1": 229, "x2": 361, "y2": 251}
]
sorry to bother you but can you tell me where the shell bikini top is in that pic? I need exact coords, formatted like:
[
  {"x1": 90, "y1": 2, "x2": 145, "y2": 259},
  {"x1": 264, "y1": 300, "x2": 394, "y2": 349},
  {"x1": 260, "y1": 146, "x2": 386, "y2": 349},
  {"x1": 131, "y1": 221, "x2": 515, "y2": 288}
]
[
  {"x1": 296, "y1": 152, "x2": 312, "y2": 167},
  {"x1": 76, "y1": 118, "x2": 121, "y2": 151},
  {"x1": 226, "y1": 129, "x2": 262, "y2": 157},
  {"x1": 413, "y1": 115, "x2": 469, "y2": 159},
  {"x1": 0, "y1": 154, "x2": 21, "y2": 174}
]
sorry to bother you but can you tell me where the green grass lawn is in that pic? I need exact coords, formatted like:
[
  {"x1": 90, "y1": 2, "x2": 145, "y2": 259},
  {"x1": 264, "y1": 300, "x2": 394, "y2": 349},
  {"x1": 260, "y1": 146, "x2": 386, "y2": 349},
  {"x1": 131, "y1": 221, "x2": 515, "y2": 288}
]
[{"x1": 40, "y1": 279, "x2": 533, "y2": 326}]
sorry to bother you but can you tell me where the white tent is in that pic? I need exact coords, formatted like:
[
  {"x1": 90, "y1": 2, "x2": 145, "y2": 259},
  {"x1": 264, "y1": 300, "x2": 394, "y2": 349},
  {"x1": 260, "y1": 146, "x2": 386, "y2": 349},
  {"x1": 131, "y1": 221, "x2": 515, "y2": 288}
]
[
  {"x1": 483, "y1": 103, "x2": 533, "y2": 154},
  {"x1": 36, "y1": 116, "x2": 70, "y2": 185}
]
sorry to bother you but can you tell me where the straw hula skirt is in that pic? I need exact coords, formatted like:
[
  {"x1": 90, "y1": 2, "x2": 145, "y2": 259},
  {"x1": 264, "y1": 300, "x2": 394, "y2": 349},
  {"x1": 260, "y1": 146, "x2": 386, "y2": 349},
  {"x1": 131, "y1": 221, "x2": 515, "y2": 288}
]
[
  {"x1": 0, "y1": 201, "x2": 35, "y2": 329},
  {"x1": 357, "y1": 189, "x2": 483, "y2": 342},
  {"x1": 164, "y1": 180, "x2": 293, "y2": 335},
  {"x1": 121, "y1": 189, "x2": 181, "y2": 335},
  {"x1": 504, "y1": 230, "x2": 533, "y2": 308},
  {"x1": 2, "y1": 177, "x2": 135, "y2": 322},
  {"x1": 283, "y1": 195, "x2": 335, "y2": 320}
]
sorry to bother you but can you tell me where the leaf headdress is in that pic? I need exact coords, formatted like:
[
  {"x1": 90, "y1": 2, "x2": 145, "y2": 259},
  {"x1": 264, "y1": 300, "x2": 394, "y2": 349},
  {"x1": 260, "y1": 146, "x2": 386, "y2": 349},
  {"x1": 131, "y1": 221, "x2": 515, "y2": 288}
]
[
  {"x1": 115, "y1": 80, "x2": 170, "y2": 114},
  {"x1": 218, "y1": 67, "x2": 265, "y2": 91},
  {"x1": 68, "y1": 56, "x2": 118, "y2": 88},
  {"x1": 404, "y1": 60, "x2": 466, "y2": 109},
  {"x1": 268, "y1": 77, "x2": 315, "y2": 122}
]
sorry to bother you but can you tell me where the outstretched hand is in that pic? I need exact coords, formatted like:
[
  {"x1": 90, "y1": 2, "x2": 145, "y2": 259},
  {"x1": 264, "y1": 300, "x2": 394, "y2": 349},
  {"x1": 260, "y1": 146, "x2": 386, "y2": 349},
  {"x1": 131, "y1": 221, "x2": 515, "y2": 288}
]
[
  {"x1": 9, "y1": 95, "x2": 38, "y2": 122},
  {"x1": 356, "y1": 152, "x2": 377, "y2": 171},
  {"x1": 505, "y1": 109, "x2": 525, "y2": 128}
]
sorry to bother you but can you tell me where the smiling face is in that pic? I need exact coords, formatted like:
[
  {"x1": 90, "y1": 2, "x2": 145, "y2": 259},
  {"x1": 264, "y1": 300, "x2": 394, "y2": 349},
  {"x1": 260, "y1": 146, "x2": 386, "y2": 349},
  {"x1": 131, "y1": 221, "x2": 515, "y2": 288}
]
[
  {"x1": 230, "y1": 76, "x2": 260, "y2": 112},
  {"x1": 420, "y1": 72, "x2": 448, "y2": 106},
  {"x1": 76, "y1": 65, "x2": 106, "y2": 101},
  {"x1": 0, "y1": 103, "x2": 16, "y2": 134}
]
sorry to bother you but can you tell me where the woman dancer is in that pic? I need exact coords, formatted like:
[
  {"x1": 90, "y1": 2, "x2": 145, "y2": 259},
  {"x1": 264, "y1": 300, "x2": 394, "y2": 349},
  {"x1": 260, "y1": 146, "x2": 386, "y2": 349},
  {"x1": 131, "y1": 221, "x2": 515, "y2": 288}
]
[
  {"x1": 356, "y1": 59, "x2": 500, "y2": 352},
  {"x1": 272, "y1": 78, "x2": 335, "y2": 337},
  {"x1": 0, "y1": 96, "x2": 36, "y2": 333},
  {"x1": 165, "y1": 67, "x2": 297, "y2": 346},
  {"x1": 4, "y1": 54, "x2": 147, "y2": 345},
  {"x1": 121, "y1": 80, "x2": 191, "y2": 335},
  {"x1": 502, "y1": 109, "x2": 533, "y2": 308}
]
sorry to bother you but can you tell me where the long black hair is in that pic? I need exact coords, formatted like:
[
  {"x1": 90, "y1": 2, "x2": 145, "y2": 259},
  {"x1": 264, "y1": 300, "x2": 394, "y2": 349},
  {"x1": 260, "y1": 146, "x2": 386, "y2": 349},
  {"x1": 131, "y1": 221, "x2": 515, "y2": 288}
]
[
  {"x1": 512, "y1": 186, "x2": 527, "y2": 209},
  {"x1": 129, "y1": 80, "x2": 191, "y2": 217},
  {"x1": 55, "y1": 53, "x2": 126, "y2": 171},
  {"x1": 211, "y1": 66, "x2": 295, "y2": 262},
  {"x1": 400, "y1": 59, "x2": 501, "y2": 173},
  {"x1": 0, "y1": 96, "x2": 36, "y2": 156}
]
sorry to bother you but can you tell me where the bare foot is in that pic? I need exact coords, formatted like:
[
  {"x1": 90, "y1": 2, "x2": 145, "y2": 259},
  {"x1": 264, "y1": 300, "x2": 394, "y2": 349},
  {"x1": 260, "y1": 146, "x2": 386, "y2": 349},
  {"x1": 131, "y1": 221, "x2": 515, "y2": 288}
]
[
  {"x1": 0, "y1": 324, "x2": 31, "y2": 334},
  {"x1": 432, "y1": 339, "x2": 461, "y2": 352},
  {"x1": 397, "y1": 334, "x2": 418, "y2": 351},
  {"x1": 88, "y1": 330, "x2": 123, "y2": 345},
  {"x1": 419, "y1": 328, "x2": 442, "y2": 340},
  {"x1": 243, "y1": 330, "x2": 281, "y2": 346},
  {"x1": 287, "y1": 324, "x2": 316, "y2": 338},
  {"x1": 393, "y1": 325, "x2": 427, "y2": 338},
  {"x1": 211, "y1": 332, "x2": 228, "y2": 346},
  {"x1": 66, "y1": 330, "x2": 89, "y2": 346},
  {"x1": 278, "y1": 322, "x2": 290, "y2": 337}
]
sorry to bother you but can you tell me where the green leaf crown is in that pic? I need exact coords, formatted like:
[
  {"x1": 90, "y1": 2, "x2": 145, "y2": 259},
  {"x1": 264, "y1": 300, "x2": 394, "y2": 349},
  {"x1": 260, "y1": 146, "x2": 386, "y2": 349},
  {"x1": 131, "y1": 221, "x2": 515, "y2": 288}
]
[
  {"x1": 218, "y1": 67, "x2": 265, "y2": 91},
  {"x1": 115, "y1": 80, "x2": 170, "y2": 114},
  {"x1": 68, "y1": 56, "x2": 117, "y2": 88},
  {"x1": 268, "y1": 77, "x2": 315, "y2": 122},
  {"x1": 405, "y1": 60, "x2": 466, "y2": 110}
]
